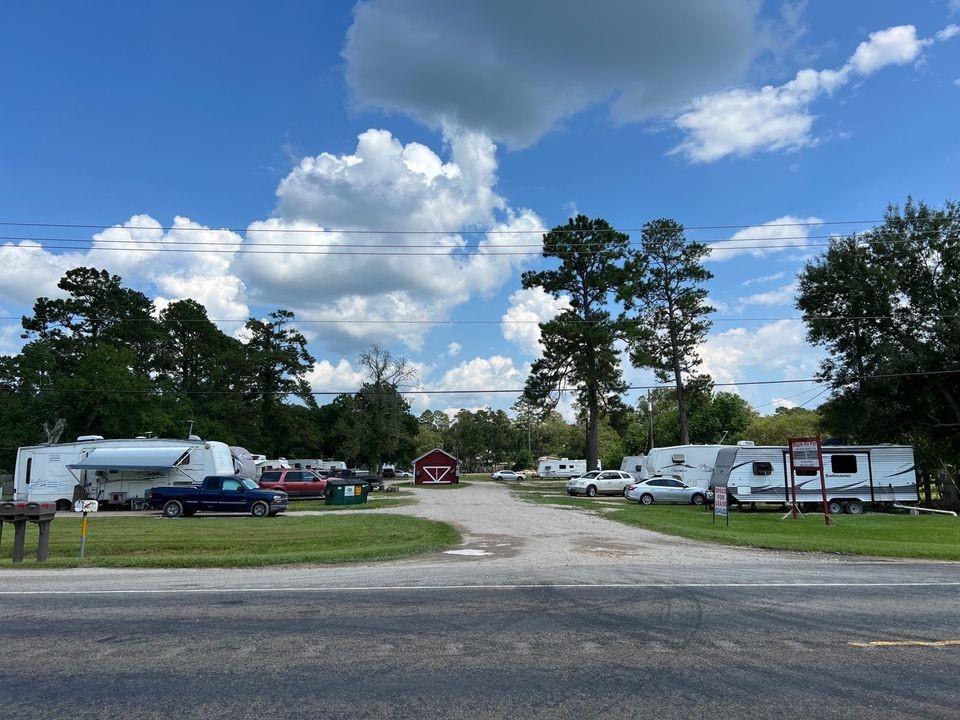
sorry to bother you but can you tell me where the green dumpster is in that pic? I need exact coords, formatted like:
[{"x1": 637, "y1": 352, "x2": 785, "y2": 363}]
[{"x1": 324, "y1": 479, "x2": 370, "y2": 506}]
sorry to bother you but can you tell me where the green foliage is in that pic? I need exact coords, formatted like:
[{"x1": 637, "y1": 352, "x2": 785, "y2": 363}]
[
  {"x1": 619, "y1": 219, "x2": 713, "y2": 444},
  {"x1": 522, "y1": 215, "x2": 630, "y2": 469},
  {"x1": 635, "y1": 379, "x2": 754, "y2": 448},
  {"x1": 743, "y1": 407, "x2": 822, "y2": 445},
  {"x1": 796, "y1": 198, "x2": 960, "y2": 470}
]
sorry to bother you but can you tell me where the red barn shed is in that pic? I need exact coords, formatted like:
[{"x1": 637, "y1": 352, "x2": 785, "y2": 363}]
[{"x1": 413, "y1": 448, "x2": 460, "y2": 485}]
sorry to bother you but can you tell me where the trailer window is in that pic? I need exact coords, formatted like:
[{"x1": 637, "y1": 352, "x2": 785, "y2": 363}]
[
  {"x1": 752, "y1": 461, "x2": 773, "y2": 476},
  {"x1": 25, "y1": 457, "x2": 32, "y2": 484},
  {"x1": 831, "y1": 455, "x2": 858, "y2": 474}
]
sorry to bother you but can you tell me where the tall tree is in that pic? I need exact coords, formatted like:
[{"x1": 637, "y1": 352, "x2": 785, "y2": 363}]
[
  {"x1": 522, "y1": 215, "x2": 630, "y2": 470},
  {"x1": 244, "y1": 310, "x2": 316, "y2": 457},
  {"x1": 619, "y1": 219, "x2": 713, "y2": 445},
  {"x1": 796, "y1": 198, "x2": 960, "y2": 470}
]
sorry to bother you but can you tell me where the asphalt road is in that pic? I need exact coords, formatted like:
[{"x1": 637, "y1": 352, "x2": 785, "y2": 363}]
[
  {"x1": 2, "y1": 484, "x2": 958, "y2": 718},
  {"x1": 2, "y1": 583, "x2": 959, "y2": 719}
]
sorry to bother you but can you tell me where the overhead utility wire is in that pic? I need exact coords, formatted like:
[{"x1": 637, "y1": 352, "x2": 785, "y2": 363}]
[
  {"x1": 0, "y1": 218, "x2": 896, "y2": 234},
  {"x1": 0, "y1": 229, "x2": 949, "y2": 250},
  {"x1": 2, "y1": 313, "x2": 954, "y2": 324},
  {"x1": 24, "y1": 369, "x2": 960, "y2": 396}
]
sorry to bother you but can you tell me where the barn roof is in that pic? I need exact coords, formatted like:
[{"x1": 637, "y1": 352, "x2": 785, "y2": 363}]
[{"x1": 412, "y1": 447, "x2": 458, "y2": 464}]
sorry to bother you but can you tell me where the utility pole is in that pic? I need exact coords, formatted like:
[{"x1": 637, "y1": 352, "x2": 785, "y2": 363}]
[{"x1": 647, "y1": 390, "x2": 654, "y2": 452}]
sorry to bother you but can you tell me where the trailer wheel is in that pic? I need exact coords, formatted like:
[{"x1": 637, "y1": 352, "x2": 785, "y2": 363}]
[
  {"x1": 844, "y1": 500, "x2": 863, "y2": 515},
  {"x1": 162, "y1": 501, "x2": 184, "y2": 519},
  {"x1": 827, "y1": 499, "x2": 844, "y2": 515},
  {"x1": 640, "y1": 493, "x2": 654, "y2": 505},
  {"x1": 251, "y1": 501, "x2": 269, "y2": 518},
  {"x1": 586, "y1": 485, "x2": 598, "y2": 498}
]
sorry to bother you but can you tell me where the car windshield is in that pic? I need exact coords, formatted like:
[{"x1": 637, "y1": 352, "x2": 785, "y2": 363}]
[
  {"x1": 580, "y1": 471, "x2": 601, "y2": 479},
  {"x1": 240, "y1": 478, "x2": 259, "y2": 490}
]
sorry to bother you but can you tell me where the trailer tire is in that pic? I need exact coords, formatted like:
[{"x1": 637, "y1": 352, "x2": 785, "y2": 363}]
[
  {"x1": 251, "y1": 501, "x2": 269, "y2": 518},
  {"x1": 640, "y1": 493, "x2": 654, "y2": 505},
  {"x1": 691, "y1": 493, "x2": 706, "y2": 506},
  {"x1": 844, "y1": 500, "x2": 863, "y2": 515},
  {"x1": 162, "y1": 501, "x2": 184, "y2": 519},
  {"x1": 828, "y1": 499, "x2": 844, "y2": 515}
]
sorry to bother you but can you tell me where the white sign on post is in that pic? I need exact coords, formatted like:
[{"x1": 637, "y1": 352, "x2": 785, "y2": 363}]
[
  {"x1": 791, "y1": 439, "x2": 820, "y2": 468},
  {"x1": 73, "y1": 500, "x2": 99, "y2": 513}
]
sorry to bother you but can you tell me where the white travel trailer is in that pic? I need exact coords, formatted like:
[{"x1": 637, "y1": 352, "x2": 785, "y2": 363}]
[
  {"x1": 14, "y1": 436, "x2": 242, "y2": 509},
  {"x1": 537, "y1": 457, "x2": 597, "y2": 478},
  {"x1": 623, "y1": 445, "x2": 735, "y2": 487},
  {"x1": 721, "y1": 443, "x2": 917, "y2": 510}
]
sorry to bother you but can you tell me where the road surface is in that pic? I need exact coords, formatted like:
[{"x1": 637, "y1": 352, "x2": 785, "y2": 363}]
[{"x1": 2, "y1": 482, "x2": 958, "y2": 718}]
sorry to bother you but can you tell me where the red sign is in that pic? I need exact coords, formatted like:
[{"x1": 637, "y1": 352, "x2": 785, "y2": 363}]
[
  {"x1": 713, "y1": 486, "x2": 728, "y2": 526},
  {"x1": 787, "y1": 436, "x2": 832, "y2": 525}
]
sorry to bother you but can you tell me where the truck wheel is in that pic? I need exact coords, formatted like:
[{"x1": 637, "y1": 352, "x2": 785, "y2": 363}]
[
  {"x1": 163, "y1": 501, "x2": 184, "y2": 519},
  {"x1": 828, "y1": 499, "x2": 844, "y2": 515},
  {"x1": 640, "y1": 493, "x2": 654, "y2": 505},
  {"x1": 586, "y1": 485, "x2": 598, "y2": 498},
  {"x1": 251, "y1": 501, "x2": 269, "y2": 518},
  {"x1": 844, "y1": 500, "x2": 863, "y2": 515},
  {"x1": 691, "y1": 493, "x2": 706, "y2": 505}
]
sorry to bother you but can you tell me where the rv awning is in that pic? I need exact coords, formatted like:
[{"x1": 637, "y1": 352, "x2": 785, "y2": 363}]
[{"x1": 67, "y1": 446, "x2": 191, "y2": 471}]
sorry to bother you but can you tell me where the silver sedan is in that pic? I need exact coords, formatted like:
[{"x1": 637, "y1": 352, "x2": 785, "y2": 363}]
[{"x1": 625, "y1": 477, "x2": 711, "y2": 506}]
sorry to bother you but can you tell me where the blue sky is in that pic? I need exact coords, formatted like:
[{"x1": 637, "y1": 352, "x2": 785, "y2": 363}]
[{"x1": 1, "y1": 0, "x2": 958, "y2": 418}]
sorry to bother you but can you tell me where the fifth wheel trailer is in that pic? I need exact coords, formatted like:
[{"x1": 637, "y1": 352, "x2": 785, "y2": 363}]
[{"x1": 13, "y1": 436, "x2": 251, "y2": 509}]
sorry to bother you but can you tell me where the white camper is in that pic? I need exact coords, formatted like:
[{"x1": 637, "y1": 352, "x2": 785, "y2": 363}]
[
  {"x1": 537, "y1": 458, "x2": 597, "y2": 478},
  {"x1": 14, "y1": 436, "x2": 241, "y2": 509},
  {"x1": 721, "y1": 443, "x2": 917, "y2": 509},
  {"x1": 629, "y1": 445, "x2": 734, "y2": 488}
]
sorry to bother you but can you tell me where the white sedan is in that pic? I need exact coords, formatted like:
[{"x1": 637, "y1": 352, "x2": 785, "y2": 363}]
[
  {"x1": 567, "y1": 470, "x2": 634, "y2": 497},
  {"x1": 491, "y1": 470, "x2": 525, "y2": 481},
  {"x1": 625, "y1": 477, "x2": 711, "y2": 505}
]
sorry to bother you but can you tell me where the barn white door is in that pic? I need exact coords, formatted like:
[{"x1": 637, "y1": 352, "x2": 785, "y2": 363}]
[{"x1": 423, "y1": 466, "x2": 451, "y2": 483}]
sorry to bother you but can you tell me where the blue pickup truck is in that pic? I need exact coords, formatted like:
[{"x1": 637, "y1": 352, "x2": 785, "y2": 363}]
[{"x1": 145, "y1": 476, "x2": 288, "y2": 518}]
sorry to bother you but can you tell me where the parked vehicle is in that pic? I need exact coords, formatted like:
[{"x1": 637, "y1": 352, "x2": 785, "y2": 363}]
[
  {"x1": 394, "y1": 470, "x2": 413, "y2": 479},
  {"x1": 626, "y1": 478, "x2": 711, "y2": 505},
  {"x1": 259, "y1": 469, "x2": 328, "y2": 498},
  {"x1": 327, "y1": 468, "x2": 382, "y2": 491},
  {"x1": 145, "y1": 476, "x2": 288, "y2": 517},
  {"x1": 567, "y1": 470, "x2": 634, "y2": 497},
  {"x1": 13, "y1": 436, "x2": 252, "y2": 510},
  {"x1": 491, "y1": 470, "x2": 525, "y2": 481},
  {"x1": 538, "y1": 457, "x2": 596, "y2": 478}
]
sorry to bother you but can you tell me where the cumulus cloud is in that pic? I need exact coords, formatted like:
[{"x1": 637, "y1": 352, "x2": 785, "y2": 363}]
[
  {"x1": 741, "y1": 271, "x2": 787, "y2": 286},
  {"x1": 672, "y1": 24, "x2": 951, "y2": 162},
  {"x1": 343, "y1": 0, "x2": 759, "y2": 147},
  {"x1": 445, "y1": 342, "x2": 461, "y2": 358},
  {"x1": 413, "y1": 354, "x2": 527, "y2": 412},
  {"x1": 699, "y1": 319, "x2": 823, "y2": 395},
  {"x1": 708, "y1": 215, "x2": 823, "y2": 261},
  {"x1": 500, "y1": 287, "x2": 571, "y2": 357},
  {"x1": 737, "y1": 283, "x2": 799, "y2": 308},
  {"x1": 306, "y1": 358, "x2": 367, "y2": 393}
]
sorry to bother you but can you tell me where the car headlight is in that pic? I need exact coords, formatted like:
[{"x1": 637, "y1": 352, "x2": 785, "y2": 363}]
[{"x1": 272, "y1": 495, "x2": 284, "y2": 502}]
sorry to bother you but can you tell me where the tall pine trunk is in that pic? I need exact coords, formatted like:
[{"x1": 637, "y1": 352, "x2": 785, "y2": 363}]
[
  {"x1": 587, "y1": 385, "x2": 600, "y2": 470},
  {"x1": 673, "y1": 358, "x2": 689, "y2": 445}
]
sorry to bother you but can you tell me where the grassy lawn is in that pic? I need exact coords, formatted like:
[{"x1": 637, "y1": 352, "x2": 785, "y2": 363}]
[
  {"x1": 287, "y1": 494, "x2": 418, "y2": 511},
  {"x1": 513, "y1": 484, "x2": 960, "y2": 560},
  {"x1": 0, "y1": 514, "x2": 460, "y2": 569}
]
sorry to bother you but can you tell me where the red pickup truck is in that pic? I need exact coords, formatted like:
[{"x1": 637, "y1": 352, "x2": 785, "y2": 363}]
[{"x1": 259, "y1": 469, "x2": 328, "y2": 498}]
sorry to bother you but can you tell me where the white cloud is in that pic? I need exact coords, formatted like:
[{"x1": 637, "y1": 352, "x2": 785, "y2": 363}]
[
  {"x1": 708, "y1": 215, "x2": 823, "y2": 261},
  {"x1": 413, "y1": 354, "x2": 527, "y2": 412},
  {"x1": 445, "y1": 342, "x2": 461, "y2": 358},
  {"x1": 771, "y1": 397, "x2": 799, "y2": 410},
  {"x1": 343, "y1": 0, "x2": 759, "y2": 147},
  {"x1": 306, "y1": 359, "x2": 366, "y2": 393},
  {"x1": 501, "y1": 287, "x2": 571, "y2": 357},
  {"x1": 937, "y1": 24, "x2": 960, "y2": 41},
  {"x1": 0, "y1": 309, "x2": 24, "y2": 355},
  {"x1": 699, "y1": 319, "x2": 823, "y2": 398},
  {"x1": 741, "y1": 271, "x2": 786, "y2": 286},
  {"x1": 672, "y1": 24, "x2": 944, "y2": 162},
  {"x1": 737, "y1": 283, "x2": 798, "y2": 308}
]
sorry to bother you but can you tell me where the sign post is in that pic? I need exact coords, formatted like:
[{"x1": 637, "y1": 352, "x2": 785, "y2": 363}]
[
  {"x1": 713, "y1": 486, "x2": 728, "y2": 527},
  {"x1": 786, "y1": 437, "x2": 832, "y2": 525},
  {"x1": 73, "y1": 499, "x2": 98, "y2": 560}
]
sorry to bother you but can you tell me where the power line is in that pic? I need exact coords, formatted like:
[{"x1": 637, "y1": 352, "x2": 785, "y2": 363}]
[
  {"x1": 0, "y1": 218, "x2": 897, "y2": 234},
  {"x1": 1, "y1": 313, "x2": 955, "y2": 324},
  {"x1": 13, "y1": 369, "x2": 960, "y2": 396},
  {"x1": 0, "y1": 229, "x2": 950, "y2": 249}
]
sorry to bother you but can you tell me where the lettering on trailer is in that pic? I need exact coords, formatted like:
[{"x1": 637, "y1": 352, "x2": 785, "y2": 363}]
[{"x1": 73, "y1": 500, "x2": 98, "y2": 513}]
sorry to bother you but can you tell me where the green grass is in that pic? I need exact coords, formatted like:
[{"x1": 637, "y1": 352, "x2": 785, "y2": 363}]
[
  {"x1": 287, "y1": 495, "x2": 418, "y2": 511},
  {"x1": 0, "y1": 514, "x2": 460, "y2": 569},
  {"x1": 513, "y1": 484, "x2": 960, "y2": 560}
]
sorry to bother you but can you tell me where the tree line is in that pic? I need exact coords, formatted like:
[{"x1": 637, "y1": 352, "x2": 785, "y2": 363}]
[{"x1": 1, "y1": 197, "x2": 957, "y2": 479}]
